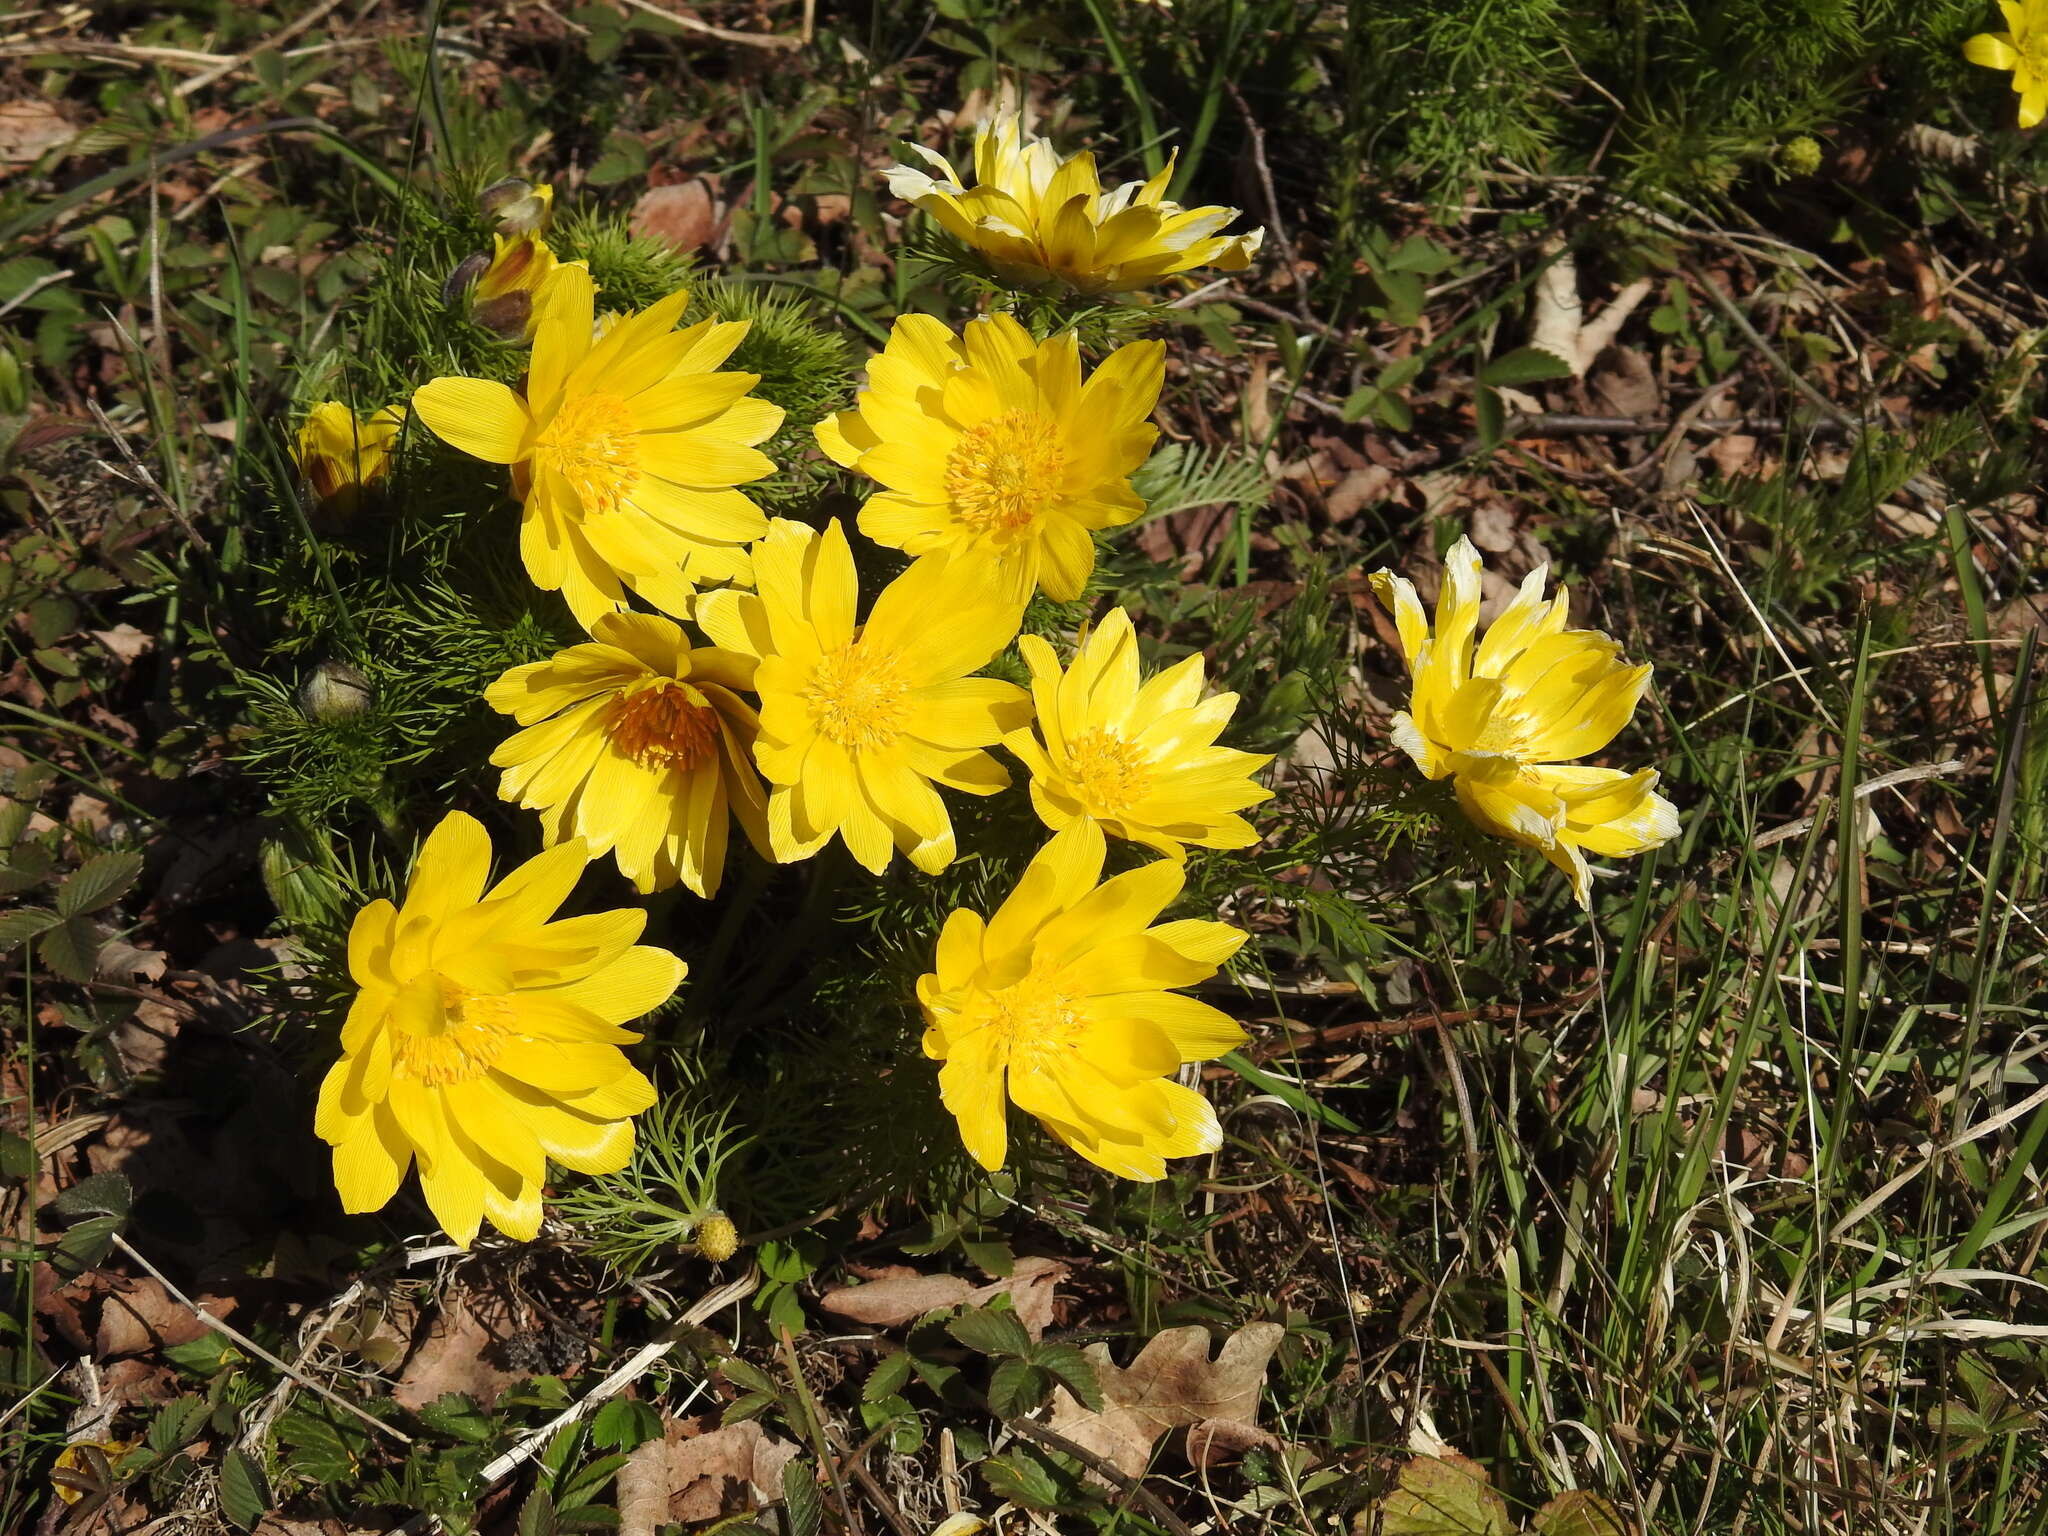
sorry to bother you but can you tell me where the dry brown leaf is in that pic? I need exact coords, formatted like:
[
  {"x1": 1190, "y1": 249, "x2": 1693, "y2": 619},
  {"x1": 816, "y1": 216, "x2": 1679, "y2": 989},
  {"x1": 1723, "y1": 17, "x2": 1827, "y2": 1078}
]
[
  {"x1": 819, "y1": 1255, "x2": 1067, "y2": 1339},
  {"x1": 631, "y1": 178, "x2": 726, "y2": 253},
  {"x1": 93, "y1": 1275, "x2": 214, "y2": 1359},
  {"x1": 393, "y1": 1288, "x2": 532, "y2": 1410},
  {"x1": 618, "y1": 1419, "x2": 800, "y2": 1535},
  {"x1": 1045, "y1": 1321, "x2": 1284, "y2": 1478},
  {"x1": 90, "y1": 624, "x2": 154, "y2": 663},
  {"x1": 1589, "y1": 346, "x2": 1660, "y2": 418},
  {"x1": 0, "y1": 99, "x2": 74, "y2": 163}
]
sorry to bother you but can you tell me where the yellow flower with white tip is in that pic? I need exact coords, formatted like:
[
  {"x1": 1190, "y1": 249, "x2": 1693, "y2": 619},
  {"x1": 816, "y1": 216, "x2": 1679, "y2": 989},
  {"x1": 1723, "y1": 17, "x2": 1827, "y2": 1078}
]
[
  {"x1": 314, "y1": 812, "x2": 683, "y2": 1247},
  {"x1": 918, "y1": 820, "x2": 1246, "y2": 1180},
  {"x1": 485, "y1": 611, "x2": 770, "y2": 898},
  {"x1": 1006, "y1": 607, "x2": 1271, "y2": 857},
  {"x1": 696, "y1": 518, "x2": 1031, "y2": 876},
  {"x1": 294, "y1": 401, "x2": 404, "y2": 516},
  {"x1": 884, "y1": 109, "x2": 1263, "y2": 294},
  {"x1": 1370, "y1": 537, "x2": 1678, "y2": 909},
  {"x1": 815, "y1": 314, "x2": 1163, "y2": 604},
  {"x1": 411, "y1": 266, "x2": 781, "y2": 627},
  {"x1": 1966, "y1": 2, "x2": 2048, "y2": 127}
]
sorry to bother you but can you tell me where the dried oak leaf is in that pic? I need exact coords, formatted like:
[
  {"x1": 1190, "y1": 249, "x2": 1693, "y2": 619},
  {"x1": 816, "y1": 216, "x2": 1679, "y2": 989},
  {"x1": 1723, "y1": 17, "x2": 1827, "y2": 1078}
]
[
  {"x1": 618, "y1": 1418, "x2": 800, "y2": 1536},
  {"x1": 1044, "y1": 1321, "x2": 1283, "y2": 1479},
  {"x1": 819, "y1": 1255, "x2": 1067, "y2": 1340}
]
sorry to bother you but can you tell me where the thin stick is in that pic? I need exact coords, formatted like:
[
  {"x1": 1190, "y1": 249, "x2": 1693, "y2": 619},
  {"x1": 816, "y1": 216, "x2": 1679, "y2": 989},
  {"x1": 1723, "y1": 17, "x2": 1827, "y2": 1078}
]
[
  {"x1": 1223, "y1": 82, "x2": 1309, "y2": 326},
  {"x1": 109, "y1": 1232, "x2": 411, "y2": 1445},
  {"x1": 619, "y1": 0, "x2": 803, "y2": 48}
]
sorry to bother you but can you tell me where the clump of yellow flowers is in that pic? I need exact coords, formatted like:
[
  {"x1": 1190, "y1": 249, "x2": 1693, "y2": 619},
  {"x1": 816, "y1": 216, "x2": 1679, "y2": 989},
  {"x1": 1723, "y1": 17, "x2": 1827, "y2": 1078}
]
[{"x1": 306, "y1": 99, "x2": 1672, "y2": 1244}]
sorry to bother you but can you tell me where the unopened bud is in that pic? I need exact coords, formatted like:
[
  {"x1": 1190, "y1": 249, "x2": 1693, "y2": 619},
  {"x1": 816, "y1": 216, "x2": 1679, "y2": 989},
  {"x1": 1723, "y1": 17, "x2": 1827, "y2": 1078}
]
[
  {"x1": 480, "y1": 177, "x2": 554, "y2": 236},
  {"x1": 1780, "y1": 136, "x2": 1823, "y2": 177},
  {"x1": 299, "y1": 661, "x2": 373, "y2": 722},
  {"x1": 694, "y1": 1211, "x2": 740, "y2": 1262},
  {"x1": 443, "y1": 251, "x2": 490, "y2": 305}
]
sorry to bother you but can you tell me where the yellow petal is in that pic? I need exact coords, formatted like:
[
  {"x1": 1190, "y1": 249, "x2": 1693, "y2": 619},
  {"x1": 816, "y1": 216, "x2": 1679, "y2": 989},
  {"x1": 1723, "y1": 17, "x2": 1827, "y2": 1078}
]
[{"x1": 412, "y1": 377, "x2": 532, "y2": 463}]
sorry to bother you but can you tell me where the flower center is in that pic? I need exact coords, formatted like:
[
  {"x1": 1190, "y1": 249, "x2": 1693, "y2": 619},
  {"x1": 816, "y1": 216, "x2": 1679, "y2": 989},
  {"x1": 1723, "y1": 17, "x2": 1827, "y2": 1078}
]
[
  {"x1": 390, "y1": 975, "x2": 516, "y2": 1087},
  {"x1": 1066, "y1": 726, "x2": 1151, "y2": 815},
  {"x1": 2026, "y1": 32, "x2": 2048, "y2": 77},
  {"x1": 533, "y1": 391, "x2": 638, "y2": 515},
  {"x1": 944, "y1": 409, "x2": 1068, "y2": 535},
  {"x1": 806, "y1": 641, "x2": 910, "y2": 753},
  {"x1": 975, "y1": 972, "x2": 1087, "y2": 1074},
  {"x1": 609, "y1": 680, "x2": 721, "y2": 771}
]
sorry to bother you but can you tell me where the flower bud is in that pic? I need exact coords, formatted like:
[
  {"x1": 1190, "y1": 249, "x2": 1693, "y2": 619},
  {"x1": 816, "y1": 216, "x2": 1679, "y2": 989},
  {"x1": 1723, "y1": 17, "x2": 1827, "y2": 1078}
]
[
  {"x1": 480, "y1": 177, "x2": 554, "y2": 236},
  {"x1": 299, "y1": 660, "x2": 373, "y2": 722},
  {"x1": 442, "y1": 251, "x2": 490, "y2": 305},
  {"x1": 693, "y1": 1210, "x2": 740, "y2": 1262},
  {"x1": 1780, "y1": 136, "x2": 1823, "y2": 177},
  {"x1": 294, "y1": 401, "x2": 403, "y2": 518}
]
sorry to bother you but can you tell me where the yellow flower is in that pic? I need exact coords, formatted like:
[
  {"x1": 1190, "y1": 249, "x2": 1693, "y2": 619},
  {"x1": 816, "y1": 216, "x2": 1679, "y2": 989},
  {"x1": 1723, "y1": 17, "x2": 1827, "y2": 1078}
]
[
  {"x1": 485, "y1": 611, "x2": 770, "y2": 897},
  {"x1": 314, "y1": 812, "x2": 682, "y2": 1247},
  {"x1": 696, "y1": 518, "x2": 1031, "y2": 875},
  {"x1": 1966, "y1": 2, "x2": 2048, "y2": 127},
  {"x1": 918, "y1": 820, "x2": 1246, "y2": 1180},
  {"x1": 294, "y1": 401, "x2": 404, "y2": 515},
  {"x1": 884, "y1": 109, "x2": 1263, "y2": 294},
  {"x1": 1005, "y1": 607, "x2": 1271, "y2": 858},
  {"x1": 53, "y1": 1438, "x2": 131, "y2": 1506},
  {"x1": 469, "y1": 230, "x2": 581, "y2": 343},
  {"x1": 1370, "y1": 537, "x2": 1678, "y2": 908},
  {"x1": 814, "y1": 314, "x2": 1163, "y2": 603},
  {"x1": 412, "y1": 266, "x2": 782, "y2": 628}
]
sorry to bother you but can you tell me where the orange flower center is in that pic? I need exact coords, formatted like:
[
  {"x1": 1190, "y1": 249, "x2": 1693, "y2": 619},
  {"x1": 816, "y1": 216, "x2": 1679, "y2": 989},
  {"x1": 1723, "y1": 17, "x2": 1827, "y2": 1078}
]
[
  {"x1": 945, "y1": 409, "x2": 1067, "y2": 534},
  {"x1": 806, "y1": 641, "x2": 910, "y2": 753},
  {"x1": 390, "y1": 975, "x2": 516, "y2": 1087},
  {"x1": 609, "y1": 680, "x2": 721, "y2": 771},
  {"x1": 1066, "y1": 726, "x2": 1151, "y2": 815},
  {"x1": 534, "y1": 391, "x2": 639, "y2": 515},
  {"x1": 976, "y1": 971, "x2": 1087, "y2": 1072}
]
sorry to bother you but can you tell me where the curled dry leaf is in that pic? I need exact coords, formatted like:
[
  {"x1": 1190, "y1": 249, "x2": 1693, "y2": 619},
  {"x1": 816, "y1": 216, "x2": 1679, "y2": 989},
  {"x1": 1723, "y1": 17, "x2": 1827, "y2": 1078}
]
[
  {"x1": 618, "y1": 1418, "x2": 800, "y2": 1536},
  {"x1": 819, "y1": 1254, "x2": 1068, "y2": 1340},
  {"x1": 393, "y1": 1288, "x2": 532, "y2": 1410},
  {"x1": 1044, "y1": 1321, "x2": 1284, "y2": 1479}
]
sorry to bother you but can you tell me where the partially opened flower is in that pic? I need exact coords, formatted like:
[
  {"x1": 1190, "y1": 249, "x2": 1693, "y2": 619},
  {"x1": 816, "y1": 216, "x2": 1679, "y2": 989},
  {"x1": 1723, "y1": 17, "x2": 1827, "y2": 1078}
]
[
  {"x1": 1005, "y1": 607, "x2": 1271, "y2": 857},
  {"x1": 481, "y1": 176, "x2": 555, "y2": 235},
  {"x1": 412, "y1": 266, "x2": 781, "y2": 626},
  {"x1": 695, "y1": 518, "x2": 1031, "y2": 875},
  {"x1": 294, "y1": 401, "x2": 404, "y2": 516},
  {"x1": 486, "y1": 611, "x2": 770, "y2": 897},
  {"x1": 815, "y1": 314, "x2": 1162, "y2": 603},
  {"x1": 884, "y1": 109, "x2": 1263, "y2": 294},
  {"x1": 918, "y1": 820, "x2": 1246, "y2": 1180},
  {"x1": 1370, "y1": 537, "x2": 1678, "y2": 908},
  {"x1": 314, "y1": 811, "x2": 682, "y2": 1246},
  {"x1": 1965, "y1": 3, "x2": 2048, "y2": 127},
  {"x1": 468, "y1": 229, "x2": 580, "y2": 342}
]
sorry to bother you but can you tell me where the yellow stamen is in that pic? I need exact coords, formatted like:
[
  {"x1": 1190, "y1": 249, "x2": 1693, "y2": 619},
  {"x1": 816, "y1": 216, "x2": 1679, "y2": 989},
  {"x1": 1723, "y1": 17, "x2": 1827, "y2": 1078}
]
[
  {"x1": 1066, "y1": 726, "x2": 1151, "y2": 815},
  {"x1": 805, "y1": 641, "x2": 910, "y2": 752},
  {"x1": 534, "y1": 392, "x2": 638, "y2": 514},
  {"x1": 391, "y1": 976, "x2": 516, "y2": 1086},
  {"x1": 609, "y1": 680, "x2": 721, "y2": 770},
  {"x1": 945, "y1": 410, "x2": 1067, "y2": 534},
  {"x1": 975, "y1": 972, "x2": 1086, "y2": 1073}
]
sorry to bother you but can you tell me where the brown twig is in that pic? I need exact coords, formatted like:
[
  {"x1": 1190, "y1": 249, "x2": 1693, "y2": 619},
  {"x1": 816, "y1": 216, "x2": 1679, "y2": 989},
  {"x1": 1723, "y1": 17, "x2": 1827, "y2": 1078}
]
[
  {"x1": 1005, "y1": 1417, "x2": 1198, "y2": 1536},
  {"x1": 1224, "y1": 81, "x2": 1310, "y2": 326}
]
